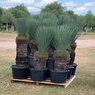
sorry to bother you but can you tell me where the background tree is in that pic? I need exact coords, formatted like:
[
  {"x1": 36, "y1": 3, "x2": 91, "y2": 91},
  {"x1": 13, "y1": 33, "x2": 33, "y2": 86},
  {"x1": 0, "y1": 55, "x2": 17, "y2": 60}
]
[
  {"x1": 41, "y1": 2, "x2": 65, "y2": 18},
  {"x1": 83, "y1": 10, "x2": 95, "y2": 32},
  {"x1": 1, "y1": 10, "x2": 14, "y2": 31},
  {"x1": 10, "y1": 4, "x2": 30, "y2": 18},
  {"x1": 0, "y1": 7, "x2": 3, "y2": 29},
  {"x1": 85, "y1": 10, "x2": 95, "y2": 27}
]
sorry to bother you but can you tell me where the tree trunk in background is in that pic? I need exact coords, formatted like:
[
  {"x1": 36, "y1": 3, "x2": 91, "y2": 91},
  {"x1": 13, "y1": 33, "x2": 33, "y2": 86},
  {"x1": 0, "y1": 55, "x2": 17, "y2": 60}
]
[{"x1": 6, "y1": 22, "x2": 8, "y2": 31}]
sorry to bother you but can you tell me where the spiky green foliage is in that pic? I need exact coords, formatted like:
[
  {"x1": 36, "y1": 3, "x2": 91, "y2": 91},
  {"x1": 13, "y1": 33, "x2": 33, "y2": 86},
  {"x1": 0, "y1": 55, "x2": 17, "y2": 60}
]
[
  {"x1": 38, "y1": 12, "x2": 58, "y2": 26},
  {"x1": 68, "y1": 18, "x2": 84, "y2": 44},
  {"x1": 52, "y1": 23, "x2": 83, "y2": 57},
  {"x1": 58, "y1": 15, "x2": 84, "y2": 45},
  {"x1": 58, "y1": 15, "x2": 74, "y2": 25},
  {"x1": 53, "y1": 25, "x2": 71, "y2": 51},
  {"x1": 28, "y1": 18, "x2": 40, "y2": 40},
  {"x1": 35, "y1": 26, "x2": 52, "y2": 55},
  {"x1": 14, "y1": 18, "x2": 29, "y2": 38},
  {"x1": 52, "y1": 25, "x2": 71, "y2": 57}
]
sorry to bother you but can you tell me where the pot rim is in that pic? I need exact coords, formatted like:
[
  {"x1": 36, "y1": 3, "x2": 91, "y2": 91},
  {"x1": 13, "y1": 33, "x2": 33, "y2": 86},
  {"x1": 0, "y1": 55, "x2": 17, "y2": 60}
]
[
  {"x1": 30, "y1": 68, "x2": 48, "y2": 71},
  {"x1": 11, "y1": 65, "x2": 28, "y2": 69},
  {"x1": 50, "y1": 69, "x2": 69, "y2": 73}
]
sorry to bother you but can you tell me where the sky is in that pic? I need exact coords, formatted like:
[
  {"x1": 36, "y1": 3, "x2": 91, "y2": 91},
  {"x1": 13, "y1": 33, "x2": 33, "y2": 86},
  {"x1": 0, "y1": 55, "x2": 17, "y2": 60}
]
[{"x1": 0, "y1": 0, "x2": 95, "y2": 15}]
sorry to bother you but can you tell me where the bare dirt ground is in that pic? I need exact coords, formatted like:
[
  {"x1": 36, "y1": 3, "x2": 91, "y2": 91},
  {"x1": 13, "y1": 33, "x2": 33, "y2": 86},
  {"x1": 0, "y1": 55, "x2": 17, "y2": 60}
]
[
  {"x1": 76, "y1": 39, "x2": 95, "y2": 48},
  {"x1": 0, "y1": 35, "x2": 95, "y2": 50},
  {"x1": 0, "y1": 36, "x2": 16, "y2": 50}
]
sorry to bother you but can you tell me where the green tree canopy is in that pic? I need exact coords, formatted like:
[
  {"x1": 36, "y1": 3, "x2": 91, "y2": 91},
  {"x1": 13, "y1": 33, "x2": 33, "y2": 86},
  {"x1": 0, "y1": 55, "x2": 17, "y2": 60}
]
[
  {"x1": 0, "y1": 7, "x2": 3, "y2": 28},
  {"x1": 65, "y1": 10, "x2": 77, "y2": 19},
  {"x1": 10, "y1": 4, "x2": 30, "y2": 18},
  {"x1": 0, "y1": 7, "x2": 3, "y2": 16},
  {"x1": 1, "y1": 10, "x2": 14, "y2": 23},
  {"x1": 85, "y1": 10, "x2": 95, "y2": 27},
  {"x1": 41, "y1": 2, "x2": 65, "y2": 18}
]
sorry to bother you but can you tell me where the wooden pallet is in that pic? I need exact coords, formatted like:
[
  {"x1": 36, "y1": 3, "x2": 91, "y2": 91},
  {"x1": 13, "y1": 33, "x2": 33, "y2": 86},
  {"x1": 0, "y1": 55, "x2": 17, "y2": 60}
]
[{"x1": 11, "y1": 75, "x2": 76, "y2": 88}]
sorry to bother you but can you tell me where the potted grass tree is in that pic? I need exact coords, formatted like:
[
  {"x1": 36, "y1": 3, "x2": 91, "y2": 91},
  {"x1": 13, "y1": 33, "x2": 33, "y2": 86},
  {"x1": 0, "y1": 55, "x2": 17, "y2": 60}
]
[
  {"x1": 38, "y1": 12, "x2": 58, "y2": 71},
  {"x1": 33, "y1": 12, "x2": 58, "y2": 73},
  {"x1": 69, "y1": 20, "x2": 84, "y2": 65},
  {"x1": 30, "y1": 26, "x2": 52, "y2": 81},
  {"x1": 12, "y1": 18, "x2": 29, "y2": 79},
  {"x1": 65, "y1": 18, "x2": 84, "y2": 77},
  {"x1": 27, "y1": 13, "x2": 57, "y2": 68},
  {"x1": 58, "y1": 15, "x2": 84, "y2": 76},
  {"x1": 50, "y1": 25, "x2": 72, "y2": 83},
  {"x1": 27, "y1": 18, "x2": 40, "y2": 68}
]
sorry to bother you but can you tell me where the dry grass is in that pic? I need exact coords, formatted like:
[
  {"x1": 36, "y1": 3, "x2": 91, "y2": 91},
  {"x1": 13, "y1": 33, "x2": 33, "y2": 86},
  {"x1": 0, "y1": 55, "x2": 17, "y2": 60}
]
[
  {"x1": 0, "y1": 32, "x2": 95, "y2": 95},
  {"x1": 0, "y1": 48, "x2": 95, "y2": 95}
]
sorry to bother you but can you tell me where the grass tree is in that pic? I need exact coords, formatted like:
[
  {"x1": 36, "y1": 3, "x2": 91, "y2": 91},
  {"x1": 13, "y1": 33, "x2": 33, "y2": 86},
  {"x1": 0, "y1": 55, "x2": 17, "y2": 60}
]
[
  {"x1": 58, "y1": 14, "x2": 74, "y2": 25},
  {"x1": 28, "y1": 18, "x2": 40, "y2": 40},
  {"x1": 14, "y1": 17, "x2": 29, "y2": 40},
  {"x1": 27, "y1": 17, "x2": 40, "y2": 55},
  {"x1": 58, "y1": 15, "x2": 84, "y2": 50},
  {"x1": 69, "y1": 19, "x2": 84, "y2": 50},
  {"x1": 52, "y1": 25, "x2": 72, "y2": 71},
  {"x1": 14, "y1": 17, "x2": 30, "y2": 66},
  {"x1": 67, "y1": 21, "x2": 84, "y2": 64},
  {"x1": 34, "y1": 26, "x2": 52, "y2": 69},
  {"x1": 53, "y1": 25, "x2": 71, "y2": 57}
]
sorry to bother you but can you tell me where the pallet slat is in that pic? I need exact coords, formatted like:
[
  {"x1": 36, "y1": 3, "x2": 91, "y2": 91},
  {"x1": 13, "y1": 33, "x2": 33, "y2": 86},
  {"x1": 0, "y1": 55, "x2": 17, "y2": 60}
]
[{"x1": 11, "y1": 75, "x2": 76, "y2": 88}]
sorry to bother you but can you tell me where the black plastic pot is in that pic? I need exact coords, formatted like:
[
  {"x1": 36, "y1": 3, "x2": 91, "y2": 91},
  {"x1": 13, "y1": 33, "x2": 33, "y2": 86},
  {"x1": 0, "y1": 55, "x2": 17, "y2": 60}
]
[
  {"x1": 46, "y1": 57, "x2": 55, "y2": 78},
  {"x1": 70, "y1": 50, "x2": 75, "y2": 64},
  {"x1": 12, "y1": 65, "x2": 29, "y2": 79},
  {"x1": 16, "y1": 56, "x2": 28, "y2": 65},
  {"x1": 71, "y1": 63, "x2": 78, "y2": 75},
  {"x1": 46, "y1": 57, "x2": 54, "y2": 70},
  {"x1": 50, "y1": 70, "x2": 69, "y2": 83},
  {"x1": 28, "y1": 56, "x2": 34, "y2": 68},
  {"x1": 30, "y1": 68, "x2": 48, "y2": 81},
  {"x1": 66, "y1": 66, "x2": 74, "y2": 79},
  {"x1": 16, "y1": 56, "x2": 28, "y2": 61}
]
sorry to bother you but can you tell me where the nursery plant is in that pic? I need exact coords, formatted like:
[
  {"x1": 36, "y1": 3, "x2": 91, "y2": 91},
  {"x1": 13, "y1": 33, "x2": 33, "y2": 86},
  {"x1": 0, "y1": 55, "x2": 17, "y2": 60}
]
[
  {"x1": 58, "y1": 15, "x2": 84, "y2": 65},
  {"x1": 58, "y1": 14, "x2": 74, "y2": 25},
  {"x1": 49, "y1": 22, "x2": 84, "y2": 82},
  {"x1": 14, "y1": 17, "x2": 30, "y2": 66},
  {"x1": 68, "y1": 20, "x2": 84, "y2": 65},
  {"x1": 33, "y1": 26, "x2": 52, "y2": 69},
  {"x1": 52, "y1": 25, "x2": 72, "y2": 71},
  {"x1": 30, "y1": 26, "x2": 53, "y2": 81},
  {"x1": 14, "y1": 18, "x2": 29, "y2": 40},
  {"x1": 12, "y1": 18, "x2": 30, "y2": 79},
  {"x1": 49, "y1": 25, "x2": 73, "y2": 83},
  {"x1": 27, "y1": 17, "x2": 39, "y2": 56}
]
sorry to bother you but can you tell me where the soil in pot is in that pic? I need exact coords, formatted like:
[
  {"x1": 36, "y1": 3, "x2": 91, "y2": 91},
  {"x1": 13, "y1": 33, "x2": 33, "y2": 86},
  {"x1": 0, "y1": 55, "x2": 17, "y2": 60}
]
[
  {"x1": 50, "y1": 69, "x2": 69, "y2": 83},
  {"x1": 30, "y1": 68, "x2": 48, "y2": 81},
  {"x1": 11, "y1": 65, "x2": 29, "y2": 79}
]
